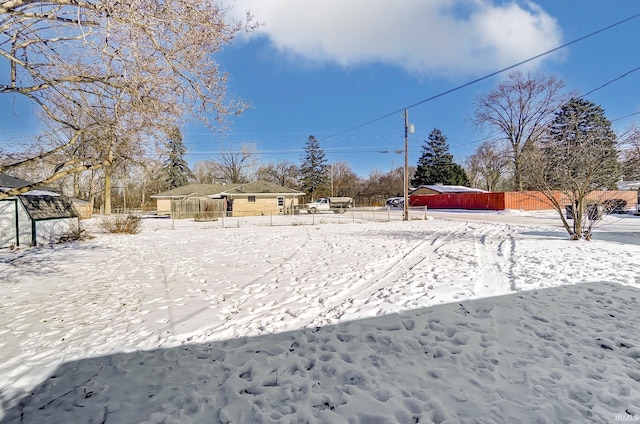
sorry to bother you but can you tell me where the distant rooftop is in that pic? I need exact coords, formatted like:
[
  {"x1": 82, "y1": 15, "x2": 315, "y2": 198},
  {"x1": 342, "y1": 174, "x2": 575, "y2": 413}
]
[
  {"x1": 416, "y1": 185, "x2": 487, "y2": 194},
  {"x1": 0, "y1": 173, "x2": 32, "y2": 189},
  {"x1": 151, "y1": 183, "x2": 241, "y2": 198}
]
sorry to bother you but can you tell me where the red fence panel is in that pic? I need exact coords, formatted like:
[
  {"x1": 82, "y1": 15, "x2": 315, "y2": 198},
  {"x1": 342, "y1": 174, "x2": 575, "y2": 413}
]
[
  {"x1": 409, "y1": 193, "x2": 505, "y2": 210},
  {"x1": 411, "y1": 190, "x2": 639, "y2": 211}
]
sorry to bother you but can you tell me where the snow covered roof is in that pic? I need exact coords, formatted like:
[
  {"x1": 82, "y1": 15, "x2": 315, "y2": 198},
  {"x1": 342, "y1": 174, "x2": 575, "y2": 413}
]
[
  {"x1": 415, "y1": 185, "x2": 487, "y2": 194},
  {"x1": 617, "y1": 181, "x2": 640, "y2": 190}
]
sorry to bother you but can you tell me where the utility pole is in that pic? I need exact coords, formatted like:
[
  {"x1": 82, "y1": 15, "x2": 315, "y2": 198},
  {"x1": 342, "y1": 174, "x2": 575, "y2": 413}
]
[{"x1": 403, "y1": 109, "x2": 414, "y2": 221}]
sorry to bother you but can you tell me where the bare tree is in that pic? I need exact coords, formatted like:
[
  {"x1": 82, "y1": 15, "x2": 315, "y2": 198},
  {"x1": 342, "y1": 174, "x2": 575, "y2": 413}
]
[
  {"x1": 192, "y1": 160, "x2": 220, "y2": 184},
  {"x1": 525, "y1": 98, "x2": 620, "y2": 240},
  {"x1": 199, "y1": 144, "x2": 258, "y2": 184},
  {"x1": 256, "y1": 160, "x2": 300, "y2": 188},
  {"x1": 466, "y1": 141, "x2": 510, "y2": 191},
  {"x1": 329, "y1": 161, "x2": 359, "y2": 197},
  {"x1": 0, "y1": 1, "x2": 254, "y2": 199},
  {"x1": 361, "y1": 166, "x2": 407, "y2": 204},
  {"x1": 473, "y1": 71, "x2": 571, "y2": 191}
]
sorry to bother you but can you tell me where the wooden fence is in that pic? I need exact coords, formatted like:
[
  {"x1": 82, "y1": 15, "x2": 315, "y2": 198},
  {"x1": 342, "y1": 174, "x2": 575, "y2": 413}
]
[
  {"x1": 171, "y1": 197, "x2": 226, "y2": 219},
  {"x1": 409, "y1": 192, "x2": 506, "y2": 210},
  {"x1": 504, "y1": 191, "x2": 638, "y2": 211},
  {"x1": 410, "y1": 190, "x2": 638, "y2": 211}
]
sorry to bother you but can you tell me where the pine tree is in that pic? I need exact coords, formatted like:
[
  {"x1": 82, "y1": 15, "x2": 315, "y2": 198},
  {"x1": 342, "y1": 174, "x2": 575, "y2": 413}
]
[
  {"x1": 161, "y1": 127, "x2": 194, "y2": 189},
  {"x1": 299, "y1": 135, "x2": 328, "y2": 199},
  {"x1": 447, "y1": 163, "x2": 471, "y2": 186},
  {"x1": 527, "y1": 98, "x2": 621, "y2": 240},
  {"x1": 411, "y1": 128, "x2": 468, "y2": 186},
  {"x1": 543, "y1": 98, "x2": 619, "y2": 190}
]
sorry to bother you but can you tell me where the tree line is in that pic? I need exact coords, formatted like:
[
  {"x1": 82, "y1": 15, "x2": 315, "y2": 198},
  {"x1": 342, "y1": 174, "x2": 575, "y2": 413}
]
[{"x1": 1, "y1": 3, "x2": 638, "y2": 238}]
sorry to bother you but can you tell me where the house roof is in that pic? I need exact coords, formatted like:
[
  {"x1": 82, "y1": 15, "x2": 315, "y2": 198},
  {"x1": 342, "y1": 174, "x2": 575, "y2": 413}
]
[
  {"x1": 151, "y1": 181, "x2": 304, "y2": 198},
  {"x1": 415, "y1": 185, "x2": 487, "y2": 194},
  {"x1": 18, "y1": 193, "x2": 78, "y2": 220},
  {"x1": 0, "y1": 173, "x2": 32, "y2": 190},
  {"x1": 150, "y1": 183, "x2": 240, "y2": 198},
  {"x1": 222, "y1": 181, "x2": 304, "y2": 195}
]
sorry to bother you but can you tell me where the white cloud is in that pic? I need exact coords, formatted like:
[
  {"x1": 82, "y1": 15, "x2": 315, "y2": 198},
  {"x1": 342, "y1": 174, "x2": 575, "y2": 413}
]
[{"x1": 225, "y1": 0, "x2": 563, "y2": 78}]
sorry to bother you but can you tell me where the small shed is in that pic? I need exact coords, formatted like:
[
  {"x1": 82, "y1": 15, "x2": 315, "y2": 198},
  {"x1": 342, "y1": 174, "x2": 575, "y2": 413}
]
[{"x1": 0, "y1": 190, "x2": 79, "y2": 248}]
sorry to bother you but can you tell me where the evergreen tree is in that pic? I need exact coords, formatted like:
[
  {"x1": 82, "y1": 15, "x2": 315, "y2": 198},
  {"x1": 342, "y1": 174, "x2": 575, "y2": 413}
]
[
  {"x1": 161, "y1": 127, "x2": 194, "y2": 189},
  {"x1": 411, "y1": 128, "x2": 469, "y2": 186},
  {"x1": 447, "y1": 163, "x2": 471, "y2": 186},
  {"x1": 526, "y1": 98, "x2": 620, "y2": 240},
  {"x1": 543, "y1": 98, "x2": 619, "y2": 190},
  {"x1": 299, "y1": 135, "x2": 328, "y2": 199}
]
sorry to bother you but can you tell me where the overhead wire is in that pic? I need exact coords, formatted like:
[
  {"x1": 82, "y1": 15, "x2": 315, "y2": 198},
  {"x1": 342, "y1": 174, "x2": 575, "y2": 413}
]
[
  {"x1": 319, "y1": 10, "x2": 640, "y2": 142},
  {"x1": 160, "y1": 11, "x2": 640, "y2": 164}
]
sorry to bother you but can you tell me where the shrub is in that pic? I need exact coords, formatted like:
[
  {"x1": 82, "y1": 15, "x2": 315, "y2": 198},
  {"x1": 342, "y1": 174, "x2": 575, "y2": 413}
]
[
  {"x1": 58, "y1": 224, "x2": 93, "y2": 243},
  {"x1": 98, "y1": 214, "x2": 142, "y2": 234}
]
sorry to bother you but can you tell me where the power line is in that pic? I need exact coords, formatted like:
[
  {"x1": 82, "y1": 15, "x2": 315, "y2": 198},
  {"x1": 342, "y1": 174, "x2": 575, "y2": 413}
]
[
  {"x1": 320, "y1": 10, "x2": 640, "y2": 142},
  {"x1": 612, "y1": 111, "x2": 640, "y2": 123},
  {"x1": 581, "y1": 65, "x2": 640, "y2": 98}
]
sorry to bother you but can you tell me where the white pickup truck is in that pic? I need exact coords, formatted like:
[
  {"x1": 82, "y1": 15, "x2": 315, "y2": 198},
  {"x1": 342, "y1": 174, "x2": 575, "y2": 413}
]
[{"x1": 306, "y1": 197, "x2": 353, "y2": 214}]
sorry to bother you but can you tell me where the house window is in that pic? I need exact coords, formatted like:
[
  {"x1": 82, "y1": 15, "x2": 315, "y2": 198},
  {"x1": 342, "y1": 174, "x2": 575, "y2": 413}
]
[
  {"x1": 248, "y1": 196, "x2": 256, "y2": 203},
  {"x1": 277, "y1": 196, "x2": 284, "y2": 207}
]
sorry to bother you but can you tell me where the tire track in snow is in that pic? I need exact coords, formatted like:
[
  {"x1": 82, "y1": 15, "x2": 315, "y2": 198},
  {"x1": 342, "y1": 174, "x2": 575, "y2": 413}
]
[
  {"x1": 472, "y1": 224, "x2": 517, "y2": 297},
  {"x1": 315, "y1": 221, "x2": 470, "y2": 322}
]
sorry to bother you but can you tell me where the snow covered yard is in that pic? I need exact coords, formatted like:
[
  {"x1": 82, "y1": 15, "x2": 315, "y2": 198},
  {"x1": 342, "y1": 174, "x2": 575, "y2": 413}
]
[{"x1": 1, "y1": 212, "x2": 639, "y2": 423}]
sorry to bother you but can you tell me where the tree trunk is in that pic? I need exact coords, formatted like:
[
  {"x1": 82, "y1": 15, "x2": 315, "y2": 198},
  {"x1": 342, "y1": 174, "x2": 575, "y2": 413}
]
[
  {"x1": 104, "y1": 148, "x2": 113, "y2": 215},
  {"x1": 104, "y1": 170, "x2": 112, "y2": 215},
  {"x1": 513, "y1": 153, "x2": 523, "y2": 191}
]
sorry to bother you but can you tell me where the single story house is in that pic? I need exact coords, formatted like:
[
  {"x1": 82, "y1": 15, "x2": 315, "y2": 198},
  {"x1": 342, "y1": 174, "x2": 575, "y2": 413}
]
[
  {"x1": 1, "y1": 173, "x2": 80, "y2": 248},
  {"x1": 151, "y1": 181, "x2": 305, "y2": 218},
  {"x1": 222, "y1": 181, "x2": 305, "y2": 216}
]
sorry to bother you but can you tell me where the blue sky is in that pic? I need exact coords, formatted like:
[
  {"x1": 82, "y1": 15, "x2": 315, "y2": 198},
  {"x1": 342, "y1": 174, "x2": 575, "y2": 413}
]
[{"x1": 2, "y1": 1, "x2": 640, "y2": 178}]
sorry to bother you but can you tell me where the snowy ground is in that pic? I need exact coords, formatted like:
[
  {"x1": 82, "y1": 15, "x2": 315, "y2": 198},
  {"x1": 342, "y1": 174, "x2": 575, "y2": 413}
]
[{"x1": 1, "y1": 209, "x2": 639, "y2": 423}]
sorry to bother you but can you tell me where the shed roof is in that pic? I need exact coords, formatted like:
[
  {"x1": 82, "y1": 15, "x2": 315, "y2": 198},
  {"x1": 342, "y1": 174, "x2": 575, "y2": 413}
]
[{"x1": 19, "y1": 193, "x2": 78, "y2": 220}]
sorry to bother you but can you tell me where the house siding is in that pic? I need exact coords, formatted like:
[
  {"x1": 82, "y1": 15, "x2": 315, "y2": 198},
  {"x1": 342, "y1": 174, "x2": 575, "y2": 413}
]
[
  {"x1": 230, "y1": 195, "x2": 299, "y2": 217},
  {"x1": 156, "y1": 199, "x2": 172, "y2": 215}
]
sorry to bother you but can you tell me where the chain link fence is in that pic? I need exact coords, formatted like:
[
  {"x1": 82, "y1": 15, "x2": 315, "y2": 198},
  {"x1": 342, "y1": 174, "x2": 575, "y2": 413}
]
[{"x1": 99, "y1": 207, "x2": 431, "y2": 231}]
